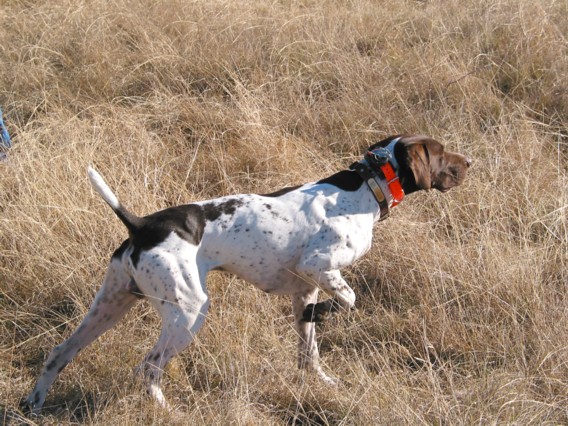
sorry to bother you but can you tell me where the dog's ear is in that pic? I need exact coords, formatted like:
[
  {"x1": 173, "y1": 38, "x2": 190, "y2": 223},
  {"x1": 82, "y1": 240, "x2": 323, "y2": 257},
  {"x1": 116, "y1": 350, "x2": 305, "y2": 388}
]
[{"x1": 405, "y1": 141, "x2": 432, "y2": 190}]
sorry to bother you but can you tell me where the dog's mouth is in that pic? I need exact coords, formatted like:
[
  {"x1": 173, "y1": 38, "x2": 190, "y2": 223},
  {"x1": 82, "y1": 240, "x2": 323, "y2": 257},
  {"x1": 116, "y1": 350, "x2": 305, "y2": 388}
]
[{"x1": 431, "y1": 182, "x2": 452, "y2": 193}]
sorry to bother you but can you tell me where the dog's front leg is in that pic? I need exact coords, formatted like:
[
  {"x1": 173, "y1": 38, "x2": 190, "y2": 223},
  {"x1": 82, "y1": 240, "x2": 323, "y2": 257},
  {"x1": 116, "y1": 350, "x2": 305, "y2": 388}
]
[
  {"x1": 301, "y1": 297, "x2": 343, "y2": 323},
  {"x1": 296, "y1": 263, "x2": 356, "y2": 323},
  {"x1": 291, "y1": 288, "x2": 337, "y2": 385}
]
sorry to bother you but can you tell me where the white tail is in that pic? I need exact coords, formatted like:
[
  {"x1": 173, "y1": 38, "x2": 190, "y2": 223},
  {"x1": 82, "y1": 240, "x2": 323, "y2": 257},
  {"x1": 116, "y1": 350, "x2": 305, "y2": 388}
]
[
  {"x1": 87, "y1": 166, "x2": 143, "y2": 234},
  {"x1": 87, "y1": 166, "x2": 120, "y2": 210}
]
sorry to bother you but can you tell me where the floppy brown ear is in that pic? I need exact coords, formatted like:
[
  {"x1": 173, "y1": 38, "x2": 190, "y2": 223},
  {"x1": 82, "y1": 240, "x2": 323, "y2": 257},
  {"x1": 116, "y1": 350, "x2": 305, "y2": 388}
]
[{"x1": 406, "y1": 143, "x2": 431, "y2": 190}]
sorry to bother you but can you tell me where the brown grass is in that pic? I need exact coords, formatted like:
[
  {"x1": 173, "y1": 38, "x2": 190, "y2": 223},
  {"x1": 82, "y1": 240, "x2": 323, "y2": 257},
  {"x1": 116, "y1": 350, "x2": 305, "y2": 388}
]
[{"x1": 1, "y1": 0, "x2": 567, "y2": 424}]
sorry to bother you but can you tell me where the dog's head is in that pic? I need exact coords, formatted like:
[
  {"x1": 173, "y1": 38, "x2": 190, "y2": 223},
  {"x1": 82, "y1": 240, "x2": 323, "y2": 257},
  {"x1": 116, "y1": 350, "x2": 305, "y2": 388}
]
[{"x1": 369, "y1": 135, "x2": 471, "y2": 195}]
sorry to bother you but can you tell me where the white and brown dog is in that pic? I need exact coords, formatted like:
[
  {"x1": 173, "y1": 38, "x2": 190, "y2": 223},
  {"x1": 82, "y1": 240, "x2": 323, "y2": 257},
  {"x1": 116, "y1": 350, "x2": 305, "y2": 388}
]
[{"x1": 24, "y1": 135, "x2": 470, "y2": 413}]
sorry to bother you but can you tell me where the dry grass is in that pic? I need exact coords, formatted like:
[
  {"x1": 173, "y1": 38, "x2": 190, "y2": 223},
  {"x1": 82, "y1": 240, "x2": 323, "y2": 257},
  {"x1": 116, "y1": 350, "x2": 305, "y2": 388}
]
[{"x1": 1, "y1": 0, "x2": 567, "y2": 424}]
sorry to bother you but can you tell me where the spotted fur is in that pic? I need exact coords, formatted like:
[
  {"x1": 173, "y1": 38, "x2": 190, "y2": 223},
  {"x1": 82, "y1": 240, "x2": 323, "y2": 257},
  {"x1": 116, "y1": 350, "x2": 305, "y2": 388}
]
[{"x1": 23, "y1": 135, "x2": 470, "y2": 414}]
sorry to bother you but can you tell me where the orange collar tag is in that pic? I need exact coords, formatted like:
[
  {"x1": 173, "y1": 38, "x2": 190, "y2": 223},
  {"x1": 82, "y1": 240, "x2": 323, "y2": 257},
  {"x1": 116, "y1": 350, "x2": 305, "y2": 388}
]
[{"x1": 379, "y1": 163, "x2": 404, "y2": 206}]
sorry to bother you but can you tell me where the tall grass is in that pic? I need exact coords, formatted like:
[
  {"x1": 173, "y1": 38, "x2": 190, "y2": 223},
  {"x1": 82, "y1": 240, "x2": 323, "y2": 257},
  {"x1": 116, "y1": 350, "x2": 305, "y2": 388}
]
[{"x1": 1, "y1": 0, "x2": 567, "y2": 423}]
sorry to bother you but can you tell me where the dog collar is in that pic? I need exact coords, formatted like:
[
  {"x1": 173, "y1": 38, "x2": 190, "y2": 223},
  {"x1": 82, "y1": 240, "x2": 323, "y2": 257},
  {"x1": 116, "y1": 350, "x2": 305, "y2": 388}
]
[
  {"x1": 366, "y1": 152, "x2": 404, "y2": 207},
  {"x1": 349, "y1": 139, "x2": 405, "y2": 221}
]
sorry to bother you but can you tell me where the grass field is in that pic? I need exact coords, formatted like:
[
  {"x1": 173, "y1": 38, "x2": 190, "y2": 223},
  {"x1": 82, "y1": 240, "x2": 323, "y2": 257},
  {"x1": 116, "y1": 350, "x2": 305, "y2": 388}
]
[{"x1": 1, "y1": 0, "x2": 567, "y2": 424}]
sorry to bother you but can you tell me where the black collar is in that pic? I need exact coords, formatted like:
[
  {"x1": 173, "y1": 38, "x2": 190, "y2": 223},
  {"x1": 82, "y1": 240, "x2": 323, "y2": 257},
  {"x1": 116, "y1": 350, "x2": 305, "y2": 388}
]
[
  {"x1": 349, "y1": 161, "x2": 391, "y2": 221},
  {"x1": 349, "y1": 139, "x2": 405, "y2": 221}
]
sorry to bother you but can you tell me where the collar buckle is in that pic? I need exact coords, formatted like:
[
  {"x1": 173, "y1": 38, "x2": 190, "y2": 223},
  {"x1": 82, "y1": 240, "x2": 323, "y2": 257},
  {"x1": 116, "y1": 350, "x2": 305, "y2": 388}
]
[{"x1": 365, "y1": 147, "x2": 391, "y2": 168}]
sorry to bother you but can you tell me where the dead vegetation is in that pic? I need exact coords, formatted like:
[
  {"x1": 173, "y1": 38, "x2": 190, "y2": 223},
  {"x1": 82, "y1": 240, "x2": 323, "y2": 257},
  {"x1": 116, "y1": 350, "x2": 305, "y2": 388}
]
[{"x1": 1, "y1": 0, "x2": 567, "y2": 424}]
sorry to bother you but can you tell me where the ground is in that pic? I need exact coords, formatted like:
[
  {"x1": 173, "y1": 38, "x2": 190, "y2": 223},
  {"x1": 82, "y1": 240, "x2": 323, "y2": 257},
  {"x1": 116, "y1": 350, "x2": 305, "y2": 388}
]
[{"x1": 1, "y1": 0, "x2": 567, "y2": 424}]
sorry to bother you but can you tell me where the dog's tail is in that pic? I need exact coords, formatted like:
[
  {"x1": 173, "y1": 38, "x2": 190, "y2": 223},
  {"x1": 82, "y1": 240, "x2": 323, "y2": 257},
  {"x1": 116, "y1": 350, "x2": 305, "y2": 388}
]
[{"x1": 87, "y1": 166, "x2": 143, "y2": 235}]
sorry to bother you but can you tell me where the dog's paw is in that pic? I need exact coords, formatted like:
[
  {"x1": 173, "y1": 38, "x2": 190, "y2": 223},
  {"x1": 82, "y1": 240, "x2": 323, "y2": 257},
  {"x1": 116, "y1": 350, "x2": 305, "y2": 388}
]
[
  {"x1": 19, "y1": 388, "x2": 46, "y2": 417},
  {"x1": 302, "y1": 303, "x2": 326, "y2": 322},
  {"x1": 302, "y1": 299, "x2": 341, "y2": 322},
  {"x1": 19, "y1": 396, "x2": 39, "y2": 417}
]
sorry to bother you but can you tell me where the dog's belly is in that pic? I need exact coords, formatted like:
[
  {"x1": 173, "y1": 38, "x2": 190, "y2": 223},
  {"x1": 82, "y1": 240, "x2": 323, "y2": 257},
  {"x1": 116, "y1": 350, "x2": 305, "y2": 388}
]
[{"x1": 223, "y1": 263, "x2": 301, "y2": 295}]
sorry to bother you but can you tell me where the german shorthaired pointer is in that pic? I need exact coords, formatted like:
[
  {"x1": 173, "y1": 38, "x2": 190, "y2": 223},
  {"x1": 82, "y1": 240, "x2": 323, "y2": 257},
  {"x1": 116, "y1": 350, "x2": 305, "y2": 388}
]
[{"x1": 24, "y1": 135, "x2": 470, "y2": 413}]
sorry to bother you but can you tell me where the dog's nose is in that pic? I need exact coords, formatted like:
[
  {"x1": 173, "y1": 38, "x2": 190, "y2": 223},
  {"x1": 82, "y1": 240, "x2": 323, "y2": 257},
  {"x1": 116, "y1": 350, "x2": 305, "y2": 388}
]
[{"x1": 465, "y1": 158, "x2": 473, "y2": 168}]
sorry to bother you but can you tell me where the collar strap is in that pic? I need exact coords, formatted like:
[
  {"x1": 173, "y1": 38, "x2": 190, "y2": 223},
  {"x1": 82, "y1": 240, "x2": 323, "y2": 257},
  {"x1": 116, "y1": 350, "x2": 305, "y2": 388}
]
[
  {"x1": 364, "y1": 144, "x2": 405, "y2": 207},
  {"x1": 349, "y1": 144, "x2": 405, "y2": 220},
  {"x1": 374, "y1": 161, "x2": 404, "y2": 207},
  {"x1": 350, "y1": 161, "x2": 391, "y2": 221}
]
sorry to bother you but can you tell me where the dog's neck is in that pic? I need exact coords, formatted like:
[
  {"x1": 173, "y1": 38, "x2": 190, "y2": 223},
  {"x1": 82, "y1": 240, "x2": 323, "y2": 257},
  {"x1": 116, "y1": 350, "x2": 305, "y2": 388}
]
[
  {"x1": 348, "y1": 164, "x2": 397, "y2": 222},
  {"x1": 318, "y1": 165, "x2": 402, "y2": 222},
  {"x1": 351, "y1": 137, "x2": 404, "y2": 220}
]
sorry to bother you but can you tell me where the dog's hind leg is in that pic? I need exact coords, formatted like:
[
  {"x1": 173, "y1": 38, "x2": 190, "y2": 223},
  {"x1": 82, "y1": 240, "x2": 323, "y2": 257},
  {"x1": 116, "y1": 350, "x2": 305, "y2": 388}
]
[
  {"x1": 136, "y1": 300, "x2": 209, "y2": 408},
  {"x1": 134, "y1": 255, "x2": 209, "y2": 409},
  {"x1": 292, "y1": 287, "x2": 337, "y2": 385},
  {"x1": 23, "y1": 258, "x2": 139, "y2": 414}
]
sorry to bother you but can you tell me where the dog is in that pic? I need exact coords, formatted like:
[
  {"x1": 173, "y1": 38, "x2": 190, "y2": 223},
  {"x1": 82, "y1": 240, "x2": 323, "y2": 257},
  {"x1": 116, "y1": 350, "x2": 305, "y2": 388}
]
[{"x1": 23, "y1": 135, "x2": 470, "y2": 413}]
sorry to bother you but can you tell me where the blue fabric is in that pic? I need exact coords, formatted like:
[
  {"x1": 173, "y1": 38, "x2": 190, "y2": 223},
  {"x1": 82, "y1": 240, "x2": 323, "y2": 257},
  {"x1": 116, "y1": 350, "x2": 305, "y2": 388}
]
[{"x1": 0, "y1": 107, "x2": 11, "y2": 149}]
